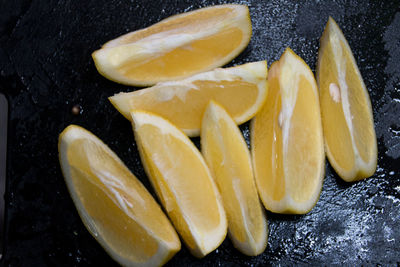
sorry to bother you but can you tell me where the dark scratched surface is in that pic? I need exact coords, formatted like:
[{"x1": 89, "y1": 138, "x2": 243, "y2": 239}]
[{"x1": 0, "y1": 0, "x2": 399, "y2": 266}]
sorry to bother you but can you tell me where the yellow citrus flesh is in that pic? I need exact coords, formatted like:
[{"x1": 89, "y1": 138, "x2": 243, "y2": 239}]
[
  {"x1": 130, "y1": 111, "x2": 227, "y2": 258},
  {"x1": 110, "y1": 61, "x2": 268, "y2": 137},
  {"x1": 317, "y1": 17, "x2": 377, "y2": 182},
  {"x1": 92, "y1": 4, "x2": 251, "y2": 86},
  {"x1": 116, "y1": 27, "x2": 243, "y2": 82},
  {"x1": 251, "y1": 48, "x2": 325, "y2": 214},
  {"x1": 58, "y1": 125, "x2": 180, "y2": 267},
  {"x1": 201, "y1": 101, "x2": 268, "y2": 256}
]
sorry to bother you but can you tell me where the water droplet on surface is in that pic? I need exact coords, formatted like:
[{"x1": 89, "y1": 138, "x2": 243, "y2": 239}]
[
  {"x1": 389, "y1": 124, "x2": 400, "y2": 136},
  {"x1": 376, "y1": 166, "x2": 385, "y2": 177}
]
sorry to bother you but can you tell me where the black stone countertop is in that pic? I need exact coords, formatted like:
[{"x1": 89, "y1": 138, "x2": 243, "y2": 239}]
[{"x1": 0, "y1": 0, "x2": 399, "y2": 266}]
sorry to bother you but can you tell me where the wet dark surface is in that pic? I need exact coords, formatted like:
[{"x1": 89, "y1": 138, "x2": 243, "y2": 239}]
[{"x1": 0, "y1": 0, "x2": 399, "y2": 266}]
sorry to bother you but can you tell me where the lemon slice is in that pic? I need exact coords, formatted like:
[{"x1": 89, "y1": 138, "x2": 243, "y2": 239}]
[
  {"x1": 251, "y1": 48, "x2": 325, "y2": 214},
  {"x1": 317, "y1": 17, "x2": 377, "y2": 182},
  {"x1": 201, "y1": 101, "x2": 268, "y2": 256},
  {"x1": 58, "y1": 125, "x2": 180, "y2": 267},
  {"x1": 110, "y1": 61, "x2": 268, "y2": 137},
  {"x1": 92, "y1": 4, "x2": 252, "y2": 86},
  {"x1": 130, "y1": 111, "x2": 227, "y2": 258}
]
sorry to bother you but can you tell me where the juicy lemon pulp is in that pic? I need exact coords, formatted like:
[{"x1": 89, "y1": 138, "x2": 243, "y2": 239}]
[
  {"x1": 93, "y1": 4, "x2": 251, "y2": 86},
  {"x1": 136, "y1": 124, "x2": 222, "y2": 233},
  {"x1": 116, "y1": 80, "x2": 258, "y2": 129},
  {"x1": 131, "y1": 111, "x2": 227, "y2": 258},
  {"x1": 251, "y1": 48, "x2": 324, "y2": 214},
  {"x1": 317, "y1": 17, "x2": 377, "y2": 181},
  {"x1": 117, "y1": 27, "x2": 243, "y2": 81},
  {"x1": 110, "y1": 61, "x2": 268, "y2": 137},
  {"x1": 201, "y1": 101, "x2": 268, "y2": 256},
  {"x1": 104, "y1": 6, "x2": 242, "y2": 46},
  {"x1": 59, "y1": 125, "x2": 180, "y2": 267},
  {"x1": 68, "y1": 141, "x2": 157, "y2": 260},
  {"x1": 318, "y1": 40, "x2": 355, "y2": 172},
  {"x1": 341, "y1": 42, "x2": 376, "y2": 164},
  {"x1": 252, "y1": 65, "x2": 285, "y2": 202},
  {"x1": 286, "y1": 75, "x2": 323, "y2": 203}
]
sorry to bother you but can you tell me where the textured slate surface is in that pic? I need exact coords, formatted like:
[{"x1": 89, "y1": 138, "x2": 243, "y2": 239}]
[{"x1": 0, "y1": 0, "x2": 399, "y2": 266}]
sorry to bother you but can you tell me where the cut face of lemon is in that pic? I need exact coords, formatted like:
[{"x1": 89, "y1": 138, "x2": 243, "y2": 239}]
[
  {"x1": 251, "y1": 48, "x2": 325, "y2": 214},
  {"x1": 110, "y1": 61, "x2": 268, "y2": 137},
  {"x1": 58, "y1": 125, "x2": 180, "y2": 267},
  {"x1": 92, "y1": 4, "x2": 251, "y2": 86},
  {"x1": 130, "y1": 111, "x2": 227, "y2": 258},
  {"x1": 201, "y1": 101, "x2": 268, "y2": 256},
  {"x1": 317, "y1": 17, "x2": 377, "y2": 182}
]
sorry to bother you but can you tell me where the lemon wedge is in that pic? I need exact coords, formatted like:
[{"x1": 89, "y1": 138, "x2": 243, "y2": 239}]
[
  {"x1": 92, "y1": 4, "x2": 252, "y2": 86},
  {"x1": 130, "y1": 111, "x2": 227, "y2": 258},
  {"x1": 317, "y1": 17, "x2": 377, "y2": 182},
  {"x1": 58, "y1": 125, "x2": 181, "y2": 267},
  {"x1": 251, "y1": 48, "x2": 325, "y2": 214},
  {"x1": 110, "y1": 61, "x2": 268, "y2": 137},
  {"x1": 201, "y1": 101, "x2": 268, "y2": 256}
]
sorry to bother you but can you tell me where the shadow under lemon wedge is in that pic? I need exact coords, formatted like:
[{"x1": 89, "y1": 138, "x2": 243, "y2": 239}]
[
  {"x1": 251, "y1": 48, "x2": 325, "y2": 214},
  {"x1": 201, "y1": 101, "x2": 268, "y2": 256},
  {"x1": 317, "y1": 17, "x2": 377, "y2": 182},
  {"x1": 58, "y1": 125, "x2": 181, "y2": 267},
  {"x1": 110, "y1": 61, "x2": 268, "y2": 137},
  {"x1": 92, "y1": 4, "x2": 252, "y2": 86},
  {"x1": 130, "y1": 110, "x2": 227, "y2": 258}
]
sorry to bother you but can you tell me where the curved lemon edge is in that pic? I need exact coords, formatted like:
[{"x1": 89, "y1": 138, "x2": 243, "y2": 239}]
[
  {"x1": 108, "y1": 94, "x2": 132, "y2": 121},
  {"x1": 250, "y1": 48, "x2": 325, "y2": 215},
  {"x1": 92, "y1": 5, "x2": 252, "y2": 86},
  {"x1": 281, "y1": 48, "x2": 325, "y2": 214},
  {"x1": 130, "y1": 111, "x2": 228, "y2": 258},
  {"x1": 102, "y1": 4, "x2": 250, "y2": 49},
  {"x1": 316, "y1": 17, "x2": 378, "y2": 182},
  {"x1": 58, "y1": 125, "x2": 181, "y2": 267},
  {"x1": 250, "y1": 118, "x2": 325, "y2": 215},
  {"x1": 183, "y1": 77, "x2": 267, "y2": 137},
  {"x1": 228, "y1": 209, "x2": 268, "y2": 256},
  {"x1": 200, "y1": 101, "x2": 268, "y2": 256},
  {"x1": 108, "y1": 60, "x2": 268, "y2": 137},
  {"x1": 324, "y1": 143, "x2": 377, "y2": 183}
]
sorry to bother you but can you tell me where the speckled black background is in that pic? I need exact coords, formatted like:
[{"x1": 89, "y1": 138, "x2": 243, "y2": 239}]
[{"x1": 0, "y1": 0, "x2": 399, "y2": 266}]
